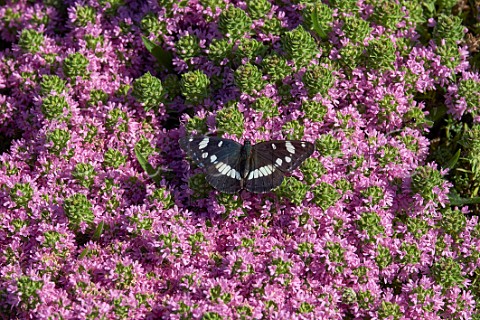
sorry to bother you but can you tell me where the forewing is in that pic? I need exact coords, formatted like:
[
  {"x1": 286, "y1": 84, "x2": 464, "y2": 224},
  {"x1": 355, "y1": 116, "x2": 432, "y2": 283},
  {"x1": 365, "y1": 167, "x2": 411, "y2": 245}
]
[
  {"x1": 179, "y1": 135, "x2": 243, "y2": 193},
  {"x1": 253, "y1": 140, "x2": 315, "y2": 173},
  {"x1": 179, "y1": 136, "x2": 242, "y2": 168}
]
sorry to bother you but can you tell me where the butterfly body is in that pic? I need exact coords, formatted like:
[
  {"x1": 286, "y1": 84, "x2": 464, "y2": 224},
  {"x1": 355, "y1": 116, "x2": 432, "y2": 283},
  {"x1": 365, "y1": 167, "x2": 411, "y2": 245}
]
[{"x1": 179, "y1": 136, "x2": 314, "y2": 194}]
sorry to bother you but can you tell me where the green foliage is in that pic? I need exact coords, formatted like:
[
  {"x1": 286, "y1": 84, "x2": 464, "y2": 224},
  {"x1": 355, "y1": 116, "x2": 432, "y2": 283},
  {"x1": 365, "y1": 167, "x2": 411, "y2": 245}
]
[
  {"x1": 342, "y1": 288, "x2": 357, "y2": 304},
  {"x1": 176, "y1": 35, "x2": 201, "y2": 60},
  {"x1": 435, "y1": 40, "x2": 461, "y2": 71},
  {"x1": 301, "y1": 158, "x2": 325, "y2": 185},
  {"x1": 338, "y1": 43, "x2": 363, "y2": 71},
  {"x1": 63, "y1": 194, "x2": 94, "y2": 231},
  {"x1": 85, "y1": 34, "x2": 104, "y2": 51},
  {"x1": 46, "y1": 129, "x2": 71, "y2": 155},
  {"x1": 199, "y1": 0, "x2": 226, "y2": 14},
  {"x1": 40, "y1": 75, "x2": 66, "y2": 96},
  {"x1": 210, "y1": 285, "x2": 232, "y2": 303},
  {"x1": 235, "y1": 38, "x2": 267, "y2": 63},
  {"x1": 315, "y1": 134, "x2": 342, "y2": 157},
  {"x1": 216, "y1": 193, "x2": 243, "y2": 215},
  {"x1": 246, "y1": 0, "x2": 271, "y2": 20},
  {"x1": 458, "y1": 79, "x2": 480, "y2": 115},
  {"x1": 72, "y1": 163, "x2": 96, "y2": 189},
  {"x1": 377, "y1": 301, "x2": 402, "y2": 320},
  {"x1": 74, "y1": 5, "x2": 96, "y2": 27},
  {"x1": 433, "y1": 15, "x2": 465, "y2": 44},
  {"x1": 302, "y1": 100, "x2": 327, "y2": 122},
  {"x1": 262, "y1": 54, "x2": 293, "y2": 83},
  {"x1": 366, "y1": 36, "x2": 396, "y2": 71},
  {"x1": 188, "y1": 231, "x2": 206, "y2": 254},
  {"x1": 375, "y1": 245, "x2": 393, "y2": 269},
  {"x1": 400, "y1": 242, "x2": 421, "y2": 264},
  {"x1": 42, "y1": 231, "x2": 62, "y2": 248},
  {"x1": 269, "y1": 258, "x2": 292, "y2": 276},
  {"x1": 281, "y1": 26, "x2": 319, "y2": 68},
  {"x1": 361, "y1": 186, "x2": 385, "y2": 206},
  {"x1": 369, "y1": 1, "x2": 404, "y2": 30},
  {"x1": 411, "y1": 165, "x2": 445, "y2": 201},
  {"x1": 63, "y1": 52, "x2": 90, "y2": 80},
  {"x1": 180, "y1": 70, "x2": 210, "y2": 104},
  {"x1": 115, "y1": 263, "x2": 135, "y2": 289},
  {"x1": 132, "y1": 72, "x2": 163, "y2": 111},
  {"x1": 216, "y1": 103, "x2": 244, "y2": 137},
  {"x1": 162, "y1": 74, "x2": 181, "y2": 100},
  {"x1": 88, "y1": 89, "x2": 108, "y2": 106},
  {"x1": 431, "y1": 257, "x2": 465, "y2": 288},
  {"x1": 218, "y1": 7, "x2": 252, "y2": 40},
  {"x1": 140, "y1": 13, "x2": 167, "y2": 35},
  {"x1": 189, "y1": 173, "x2": 211, "y2": 198},
  {"x1": 302, "y1": 64, "x2": 334, "y2": 96},
  {"x1": 41, "y1": 95, "x2": 69, "y2": 120},
  {"x1": 16, "y1": 276, "x2": 44, "y2": 310},
  {"x1": 234, "y1": 63, "x2": 265, "y2": 94},
  {"x1": 251, "y1": 97, "x2": 279, "y2": 118},
  {"x1": 262, "y1": 17, "x2": 283, "y2": 36},
  {"x1": 282, "y1": 120, "x2": 304, "y2": 140},
  {"x1": 276, "y1": 176, "x2": 310, "y2": 205},
  {"x1": 84, "y1": 124, "x2": 98, "y2": 143},
  {"x1": 298, "y1": 302, "x2": 314, "y2": 314},
  {"x1": 376, "y1": 145, "x2": 400, "y2": 167},
  {"x1": 403, "y1": 215, "x2": 430, "y2": 239},
  {"x1": 208, "y1": 39, "x2": 233, "y2": 64},
  {"x1": 439, "y1": 208, "x2": 466, "y2": 237},
  {"x1": 330, "y1": 0, "x2": 360, "y2": 13},
  {"x1": 18, "y1": 29, "x2": 44, "y2": 53},
  {"x1": 357, "y1": 211, "x2": 384, "y2": 239},
  {"x1": 106, "y1": 108, "x2": 128, "y2": 132},
  {"x1": 149, "y1": 188, "x2": 175, "y2": 209},
  {"x1": 342, "y1": 16, "x2": 372, "y2": 44},
  {"x1": 10, "y1": 183, "x2": 34, "y2": 208},
  {"x1": 202, "y1": 312, "x2": 222, "y2": 320},
  {"x1": 185, "y1": 115, "x2": 208, "y2": 133},
  {"x1": 326, "y1": 241, "x2": 345, "y2": 273},
  {"x1": 104, "y1": 149, "x2": 127, "y2": 168},
  {"x1": 302, "y1": 3, "x2": 333, "y2": 40},
  {"x1": 99, "y1": 0, "x2": 125, "y2": 15},
  {"x1": 312, "y1": 182, "x2": 341, "y2": 210}
]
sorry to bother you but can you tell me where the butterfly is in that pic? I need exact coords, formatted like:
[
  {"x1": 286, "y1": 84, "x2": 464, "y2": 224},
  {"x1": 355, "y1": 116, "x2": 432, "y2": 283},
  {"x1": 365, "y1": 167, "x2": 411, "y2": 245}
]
[{"x1": 179, "y1": 135, "x2": 315, "y2": 193}]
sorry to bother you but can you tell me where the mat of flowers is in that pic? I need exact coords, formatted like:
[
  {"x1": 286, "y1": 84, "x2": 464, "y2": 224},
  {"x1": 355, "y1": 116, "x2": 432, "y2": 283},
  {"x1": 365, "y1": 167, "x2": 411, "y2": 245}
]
[{"x1": 1, "y1": 1, "x2": 480, "y2": 319}]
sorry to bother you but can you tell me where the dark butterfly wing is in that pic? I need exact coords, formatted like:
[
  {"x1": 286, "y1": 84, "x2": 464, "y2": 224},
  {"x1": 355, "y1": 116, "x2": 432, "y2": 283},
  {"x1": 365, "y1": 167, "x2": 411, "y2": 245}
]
[
  {"x1": 179, "y1": 135, "x2": 243, "y2": 193},
  {"x1": 205, "y1": 159, "x2": 242, "y2": 194},
  {"x1": 252, "y1": 140, "x2": 315, "y2": 172},
  {"x1": 244, "y1": 154, "x2": 285, "y2": 193},
  {"x1": 244, "y1": 140, "x2": 314, "y2": 193}
]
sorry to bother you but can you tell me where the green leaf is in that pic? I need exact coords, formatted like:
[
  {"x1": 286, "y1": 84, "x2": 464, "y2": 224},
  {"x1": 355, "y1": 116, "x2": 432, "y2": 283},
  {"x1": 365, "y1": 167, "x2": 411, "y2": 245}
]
[
  {"x1": 92, "y1": 221, "x2": 104, "y2": 240},
  {"x1": 311, "y1": 6, "x2": 322, "y2": 38},
  {"x1": 448, "y1": 192, "x2": 480, "y2": 206},
  {"x1": 134, "y1": 143, "x2": 163, "y2": 183},
  {"x1": 446, "y1": 149, "x2": 460, "y2": 169},
  {"x1": 142, "y1": 36, "x2": 173, "y2": 71},
  {"x1": 78, "y1": 248, "x2": 89, "y2": 259},
  {"x1": 426, "y1": 104, "x2": 447, "y2": 124}
]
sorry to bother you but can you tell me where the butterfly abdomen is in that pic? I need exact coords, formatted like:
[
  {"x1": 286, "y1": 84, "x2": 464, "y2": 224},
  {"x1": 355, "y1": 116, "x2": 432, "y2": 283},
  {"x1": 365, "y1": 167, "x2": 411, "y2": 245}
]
[{"x1": 240, "y1": 140, "x2": 252, "y2": 179}]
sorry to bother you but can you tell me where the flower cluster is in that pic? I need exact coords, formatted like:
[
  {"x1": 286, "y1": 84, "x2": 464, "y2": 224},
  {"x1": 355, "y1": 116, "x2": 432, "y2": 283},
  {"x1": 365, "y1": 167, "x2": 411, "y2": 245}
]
[{"x1": 1, "y1": 0, "x2": 480, "y2": 319}]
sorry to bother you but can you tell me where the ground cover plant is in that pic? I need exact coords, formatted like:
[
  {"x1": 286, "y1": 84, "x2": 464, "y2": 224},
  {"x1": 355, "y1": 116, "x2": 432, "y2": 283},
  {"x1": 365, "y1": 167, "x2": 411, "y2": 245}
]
[{"x1": 1, "y1": 0, "x2": 480, "y2": 319}]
